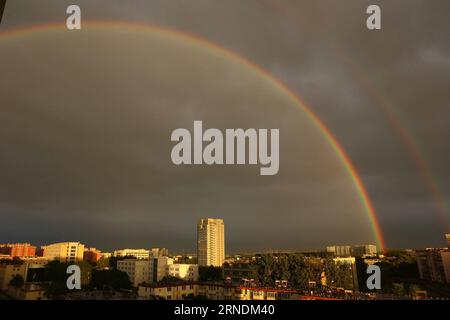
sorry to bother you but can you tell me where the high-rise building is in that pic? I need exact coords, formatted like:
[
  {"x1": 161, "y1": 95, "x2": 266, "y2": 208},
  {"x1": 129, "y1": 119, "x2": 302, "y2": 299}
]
[
  {"x1": 197, "y1": 218, "x2": 225, "y2": 267},
  {"x1": 0, "y1": 243, "x2": 36, "y2": 258},
  {"x1": 41, "y1": 242, "x2": 85, "y2": 263},
  {"x1": 446, "y1": 234, "x2": 450, "y2": 249}
]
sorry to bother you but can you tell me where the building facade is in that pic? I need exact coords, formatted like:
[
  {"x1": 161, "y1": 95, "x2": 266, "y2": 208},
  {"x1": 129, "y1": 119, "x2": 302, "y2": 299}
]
[
  {"x1": 0, "y1": 243, "x2": 36, "y2": 258},
  {"x1": 138, "y1": 283, "x2": 296, "y2": 300},
  {"x1": 151, "y1": 248, "x2": 169, "y2": 257},
  {"x1": 167, "y1": 264, "x2": 199, "y2": 282},
  {"x1": 41, "y1": 242, "x2": 84, "y2": 263},
  {"x1": 416, "y1": 248, "x2": 450, "y2": 283},
  {"x1": 84, "y1": 247, "x2": 102, "y2": 263},
  {"x1": 113, "y1": 249, "x2": 150, "y2": 259},
  {"x1": 197, "y1": 218, "x2": 225, "y2": 267},
  {"x1": 149, "y1": 256, "x2": 174, "y2": 283},
  {"x1": 117, "y1": 259, "x2": 150, "y2": 287}
]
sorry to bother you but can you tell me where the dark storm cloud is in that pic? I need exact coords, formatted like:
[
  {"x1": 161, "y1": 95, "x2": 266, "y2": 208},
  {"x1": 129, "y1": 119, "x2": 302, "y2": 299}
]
[{"x1": 0, "y1": 0, "x2": 449, "y2": 251}]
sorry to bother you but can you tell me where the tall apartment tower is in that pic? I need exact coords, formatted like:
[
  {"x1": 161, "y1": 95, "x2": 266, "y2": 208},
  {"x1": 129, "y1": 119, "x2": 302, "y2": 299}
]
[{"x1": 197, "y1": 218, "x2": 225, "y2": 267}]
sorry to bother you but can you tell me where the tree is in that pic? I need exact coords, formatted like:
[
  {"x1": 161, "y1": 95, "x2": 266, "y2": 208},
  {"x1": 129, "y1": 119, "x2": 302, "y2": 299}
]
[
  {"x1": 407, "y1": 284, "x2": 421, "y2": 297},
  {"x1": 392, "y1": 283, "x2": 406, "y2": 297},
  {"x1": 91, "y1": 269, "x2": 132, "y2": 290},
  {"x1": 9, "y1": 274, "x2": 24, "y2": 288},
  {"x1": 96, "y1": 257, "x2": 111, "y2": 269},
  {"x1": 199, "y1": 266, "x2": 223, "y2": 282}
]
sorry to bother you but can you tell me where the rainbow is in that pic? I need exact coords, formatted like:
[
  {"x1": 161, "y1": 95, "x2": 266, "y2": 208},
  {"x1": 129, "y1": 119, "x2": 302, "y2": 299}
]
[
  {"x1": 0, "y1": 20, "x2": 388, "y2": 251},
  {"x1": 262, "y1": 0, "x2": 450, "y2": 228}
]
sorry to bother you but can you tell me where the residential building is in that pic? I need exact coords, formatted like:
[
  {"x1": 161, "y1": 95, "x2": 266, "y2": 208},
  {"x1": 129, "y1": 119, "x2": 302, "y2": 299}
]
[
  {"x1": 117, "y1": 259, "x2": 150, "y2": 287},
  {"x1": 138, "y1": 283, "x2": 197, "y2": 300},
  {"x1": 416, "y1": 248, "x2": 450, "y2": 283},
  {"x1": 0, "y1": 263, "x2": 27, "y2": 290},
  {"x1": 41, "y1": 242, "x2": 84, "y2": 263},
  {"x1": 149, "y1": 256, "x2": 174, "y2": 283},
  {"x1": 137, "y1": 283, "x2": 296, "y2": 300},
  {"x1": 352, "y1": 245, "x2": 378, "y2": 257},
  {"x1": 151, "y1": 248, "x2": 169, "y2": 257},
  {"x1": 197, "y1": 218, "x2": 225, "y2": 267},
  {"x1": 84, "y1": 247, "x2": 102, "y2": 263},
  {"x1": 326, "y1": 246, "x2": 351, "y2": 257},
  {"x1": 113, "y1": 249, "x2": 150, "y2": 259},
  {"x1": 0, "y1": 243, "x2": 36, "y2": 258},
  {"x1": 167, "y1": 264, "x2": 199, "y2": 282}
]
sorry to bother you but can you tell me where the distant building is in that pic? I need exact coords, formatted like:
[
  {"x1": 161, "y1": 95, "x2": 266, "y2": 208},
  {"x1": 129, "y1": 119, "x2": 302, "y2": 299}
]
[
  {"x1": 151, "y1": 248, "x2": 169, "y2": 257},
  {"x1": 113, "y1": 249, "x2": 150, "y2": 259},
  {"x1": 41, "y1": 242, "x2": 84, "y2": 263},
  {"x1": 446, "y1": 234, "x2": 450, "y2": 249},
  {"x1": 326, "y1": 244, "x2": 377, "y2": 257},
  {"x1": 416, "y1": 248, "x2": 450, "y2": 283},
  {"x1": 197, "y1": 218, "x2": 225, "y2": 267},
  {"x1": 0, "y1": 243, "x2": 36, "y2": 258},
  {"x1": 84, "y1": 247, "x2": 102, "y2": 263},
  {"x1": 326, "y1": 246, "x2": 351, "y2": 257},
  {"x1": 117, "y1": 259, "x2": 150, "y2": 287},
  {"x1": 138, "y1": 283, "x2": 197, "y2": 300},
  {"x1": 223, "y1": 262, "x2": 258, "y2": 284},
  {"x1": 167, "y1": 264, "x2": 199, "y2": 282},
  {"x1": 352, "y1": 245, "x2": 377, "y2": 257},
  {"x1": 101, "y1": 252, "x2": 112, "y2": 259}
]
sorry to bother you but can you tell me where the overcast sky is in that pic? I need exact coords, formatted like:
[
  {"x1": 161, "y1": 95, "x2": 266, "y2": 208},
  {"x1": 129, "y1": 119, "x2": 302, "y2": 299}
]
[{"x1": 0, "y1": 1, "x2": 449, "y2": 253}]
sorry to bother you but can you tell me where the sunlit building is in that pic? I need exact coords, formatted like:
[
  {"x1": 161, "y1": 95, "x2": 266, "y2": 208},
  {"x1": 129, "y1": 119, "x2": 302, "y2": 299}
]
[
  {"x1": 113, "y1": 249, "x2": 150, "y2": 259},
  {"x1": 41, "y1": 242, "x2": 84, "y2": 263},
  {"x1": 197, "y1": 218, "x2": 225, "y2": 267},
  {"x1": 117, "y1": 259, "x2": 150, "y2": 287},
  {"x1": 0, "y1": 243, "x2": 36, "y2": 258},
  {"x1": 166, "y1": 264, "x2": 199, "y2": 282},
  {"x1": 84, "y1": 247, "x2": 102, "y2": 263}
]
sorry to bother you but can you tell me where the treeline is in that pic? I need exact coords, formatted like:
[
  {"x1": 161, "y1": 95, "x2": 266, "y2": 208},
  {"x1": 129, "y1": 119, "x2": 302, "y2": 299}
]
[
  {"x1": 252, "y1": 253, "x2": 355, "y2": 290},
  {"x1": 33, "y1": 260, "x2": 132, "y2": 299}
]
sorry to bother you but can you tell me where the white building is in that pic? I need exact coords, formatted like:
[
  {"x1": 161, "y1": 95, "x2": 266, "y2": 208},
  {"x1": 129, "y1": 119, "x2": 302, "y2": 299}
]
[
  {"x1": 42, "y1": 242, "x2": 85, "y2": 263},
  {"x1": 167, "y1": 264, "x2": 199, "y2": 282},
  {"x1": 326, "y1": 245, "x2": 351, "y2": 257},
  {"x1": 113, "y1": 249, "x2": 150, "y2": 259},
  {"x1": 117, "y1": 259, "x2": 150, "y2": 287},
  {"x1": 197, "y1": 218, "x2": 225, "y2": 267}
]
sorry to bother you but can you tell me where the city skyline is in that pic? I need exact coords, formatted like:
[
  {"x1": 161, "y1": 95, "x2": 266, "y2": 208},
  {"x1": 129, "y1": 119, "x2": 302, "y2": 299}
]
[{"x1": 0, "y1": 1, "x2": 449, "y2": 251}]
